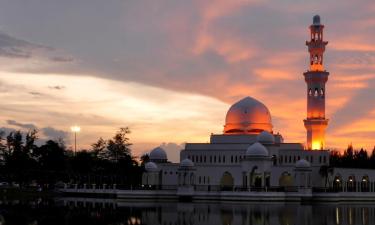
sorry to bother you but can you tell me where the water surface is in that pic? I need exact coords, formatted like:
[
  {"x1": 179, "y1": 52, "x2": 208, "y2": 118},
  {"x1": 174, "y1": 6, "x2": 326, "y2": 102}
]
[{"x1": 0, "y1": 197, "x2": 374, "y2": 225}]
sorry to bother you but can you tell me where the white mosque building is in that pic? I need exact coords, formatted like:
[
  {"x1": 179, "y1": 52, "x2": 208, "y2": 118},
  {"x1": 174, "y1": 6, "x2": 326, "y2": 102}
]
[{"x1": 141, "y1": 15, "x2": 375, "y2": 197}]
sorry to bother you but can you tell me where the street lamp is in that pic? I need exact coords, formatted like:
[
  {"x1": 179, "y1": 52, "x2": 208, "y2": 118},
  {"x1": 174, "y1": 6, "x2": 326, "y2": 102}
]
[{"x1": 71, "y1": 126, "x2": 81, "y2": 155}]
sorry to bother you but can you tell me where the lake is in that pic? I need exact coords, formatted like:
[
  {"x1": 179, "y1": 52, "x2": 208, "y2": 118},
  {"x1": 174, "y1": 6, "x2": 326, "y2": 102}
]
[{"x1": 0, "y1": 197, "x2": 374, "y2": 225}]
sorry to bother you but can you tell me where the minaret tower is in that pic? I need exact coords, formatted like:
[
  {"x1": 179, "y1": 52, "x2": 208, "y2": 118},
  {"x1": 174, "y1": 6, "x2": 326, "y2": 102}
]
[{"x1": 303, "y1": 15, "x2": 329, "y2": 150}]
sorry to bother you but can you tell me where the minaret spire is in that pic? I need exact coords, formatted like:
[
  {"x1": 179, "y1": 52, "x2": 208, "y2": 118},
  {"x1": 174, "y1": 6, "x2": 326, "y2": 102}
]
[{"x1": 303, "y1": 15, "x2": 329, "y2": 150}]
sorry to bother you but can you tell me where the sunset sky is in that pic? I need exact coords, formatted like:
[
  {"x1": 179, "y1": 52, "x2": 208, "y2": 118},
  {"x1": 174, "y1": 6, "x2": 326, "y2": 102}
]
[{"x1": 0, "y1": 0, "x2": 375, "y2": 162}]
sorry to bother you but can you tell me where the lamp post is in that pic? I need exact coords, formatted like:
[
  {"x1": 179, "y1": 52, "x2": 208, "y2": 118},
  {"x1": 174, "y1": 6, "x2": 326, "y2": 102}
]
[{"x1": 71, "y1": 126, "x2": 81, "y2": 155}]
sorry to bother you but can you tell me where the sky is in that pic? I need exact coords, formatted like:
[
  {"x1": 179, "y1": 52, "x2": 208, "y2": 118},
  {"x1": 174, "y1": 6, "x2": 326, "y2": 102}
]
[{"x1": 0, "y1": 0, "x2": 375, "y2": 162}]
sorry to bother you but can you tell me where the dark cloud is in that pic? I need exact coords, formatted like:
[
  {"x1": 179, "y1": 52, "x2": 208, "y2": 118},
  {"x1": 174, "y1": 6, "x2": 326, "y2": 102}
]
[
  {"x1": 6, "y1": 119, "x2": 37, "y2": 130},
  {"x1": 29, "y1": 91, "x2": 43, "y2": 96},
  {"x1": 41, "y1": 127, "x2": 69, "y2": 140},
  {"x1": 0, "y1": 31, "x2": 43, "y2": 59},
  {"x1": 48, "y1": 85, "x2": 65, "y2": 90},
  {"x1": 49, "y1": 56, "x2": 74, "y2": 63},
  {"x1": 4, "y1": 120, "x2": 68, "y2": 142}
]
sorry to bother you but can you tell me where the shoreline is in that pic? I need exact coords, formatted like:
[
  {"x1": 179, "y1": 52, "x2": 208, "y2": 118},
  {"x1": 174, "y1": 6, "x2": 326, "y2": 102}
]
[{"x1": 60, "y1": 188, "x2": 375, "y2": 203}]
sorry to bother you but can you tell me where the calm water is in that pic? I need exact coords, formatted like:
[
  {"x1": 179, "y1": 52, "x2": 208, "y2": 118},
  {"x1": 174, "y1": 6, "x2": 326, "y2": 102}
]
[{"x1": 0, "y1": 197, "x2": 375, "y2": 225}]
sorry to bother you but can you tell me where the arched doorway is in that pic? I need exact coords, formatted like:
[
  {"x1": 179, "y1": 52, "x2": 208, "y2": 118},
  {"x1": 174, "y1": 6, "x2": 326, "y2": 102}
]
[
  {"x1": 279, "y1": 172, "x2": 293, "y2": 188},
  {"x1": 254, "y1": 175, "x2": 262, "y2": 188},
  {"x1": 220, "y1": 171, "x2": 234, "y2": 191},
  {"x1": 361, "y1": 175, "x2": 369, "y2": 192},
  {"x1": 333, "y1": 175, "x2": 343, "y2": 192},
  {"x1": 347, "y1": 175, "x2": 356, "y2": 192}
]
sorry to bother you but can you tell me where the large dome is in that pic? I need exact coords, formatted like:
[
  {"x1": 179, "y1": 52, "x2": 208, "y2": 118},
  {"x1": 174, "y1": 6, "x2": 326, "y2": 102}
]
[
  {"x1": 224, "y1": 97, "x2": 272, "y2": 134},
  {"x1": 149, "y1": 147, "x2": 167, "y2": 162}
]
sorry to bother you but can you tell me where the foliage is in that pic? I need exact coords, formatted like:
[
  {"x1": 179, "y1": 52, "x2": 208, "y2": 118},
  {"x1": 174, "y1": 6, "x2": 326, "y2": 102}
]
[
  {"x1": 329, "y1": 144, "x2": 375, "y2": 169},
  {"x1": 0, "y1": 127, "x2": 143, "y2": 188}
]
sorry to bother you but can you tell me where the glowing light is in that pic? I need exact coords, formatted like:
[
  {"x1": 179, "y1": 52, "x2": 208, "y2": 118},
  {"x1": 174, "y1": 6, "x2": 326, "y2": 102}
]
[
  {"x1": 310, "y1": 64, "x2": 324, "y2": 71},
  {"x1": 312, "y1": 141, "x2": 321, "y2": 150},
  {"x1": 335, "y1": 179, "x2": 340, "y2": 182},
  {"x1": 71, "y1": 126, "x2": 81, "y2": 132}
]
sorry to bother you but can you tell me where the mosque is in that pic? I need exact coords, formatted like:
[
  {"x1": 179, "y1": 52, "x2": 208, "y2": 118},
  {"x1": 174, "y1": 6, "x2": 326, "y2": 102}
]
[{"x1": 139, "y1": 15, "x2": 375, "y2": 197}]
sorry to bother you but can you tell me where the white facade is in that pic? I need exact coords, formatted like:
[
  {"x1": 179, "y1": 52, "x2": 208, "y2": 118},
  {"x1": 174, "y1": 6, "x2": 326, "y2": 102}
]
[
  {"x1": 142, "y1": 15, "x2": 375, "y2": 195},
  {"x1": 142, "y1": 96, "x2": 332, "y2": 192}
]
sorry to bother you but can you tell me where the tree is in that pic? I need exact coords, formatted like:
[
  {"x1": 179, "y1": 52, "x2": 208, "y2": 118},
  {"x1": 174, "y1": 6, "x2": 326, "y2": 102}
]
[
  {"x1": 35, "y1": 140, "x2": 67, "y2": 172},
  {"x1": 106, "y1": 127, "x2": 132, "y2": 162},
  {"x1": 140, "y1": 153, "x2": 150, "y2": 166},
  {"x1": 0, "y1": 130, "x2": 7, "y2": 163},
  {"x1": 343, "y1": 144, "x2": 354, "y2": 167},
  {"x1": 91, "y1": 137, "x2": 107, "y2": 159}
]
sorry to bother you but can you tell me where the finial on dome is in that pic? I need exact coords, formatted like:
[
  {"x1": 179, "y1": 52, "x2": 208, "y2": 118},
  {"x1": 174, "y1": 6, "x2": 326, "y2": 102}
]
[{"x1": 313, "y1": 15, "x2": 321, "y2": 25}]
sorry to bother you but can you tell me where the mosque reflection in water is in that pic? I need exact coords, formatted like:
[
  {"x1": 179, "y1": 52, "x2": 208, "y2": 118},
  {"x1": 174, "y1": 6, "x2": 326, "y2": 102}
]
[
  {"x1": 1, "y1": 198, "x2": 375, "y2": 225},
  {"x1": 61, "y1": 199, "x2": 375, "y2": 225},
  {"x1": 140, "y1": 203, "x2": 374, "y2": 225}
]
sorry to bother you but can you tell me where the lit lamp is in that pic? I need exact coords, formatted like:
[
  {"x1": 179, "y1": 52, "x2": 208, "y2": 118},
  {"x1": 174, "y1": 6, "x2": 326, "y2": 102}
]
[{"x1": 71, "y1": 125, "x2": 81, "y2": 155}]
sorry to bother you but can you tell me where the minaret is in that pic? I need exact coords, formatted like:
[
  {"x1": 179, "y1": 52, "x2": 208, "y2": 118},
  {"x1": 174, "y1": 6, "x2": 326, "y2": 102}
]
[{"x1": 303, "y1": 15, "x2": 329, "y2": 150}]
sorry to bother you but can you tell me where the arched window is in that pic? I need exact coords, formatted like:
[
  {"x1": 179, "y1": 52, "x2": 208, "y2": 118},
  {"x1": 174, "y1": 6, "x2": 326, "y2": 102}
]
[
  {"x1": 308, "y1": 88, "x2": 312, "y2": 96},
  {"x1": 231, "y1": 155, "x2": 233, "y2": 163},
  {"x1": 320, "y1": 88, "x2": 324, "y2": 97},
  {"x1": 210, "y1": 156, "x2": 212, "y2": 163},
  {"x1": 218, "y1": 156, "x2": 221, "y2": 163},
  {"x1": 361, "y1": 175, "x2": 369, "y2": 192},
  {"x1": 223, "y1": 156, "x2": 225, "y2": 163},
  {"x1": 314, "y1": 88, "x2": 319, "y2": 97},
  {"x1": 214, "y1": 156, "x2": 216, "y2": 163},
  {"x1": 204, "y1": 156, "x2": 206, "y2": 163},
  {"x1": 235, "y1": 156, "x2": 238, "y2": 163},
  {"x1": 347, "y1": 175, "x2": 356, "y2": 192},
  {"x1": 333, "y1": 175, "x2": 343, "y2": 191}
]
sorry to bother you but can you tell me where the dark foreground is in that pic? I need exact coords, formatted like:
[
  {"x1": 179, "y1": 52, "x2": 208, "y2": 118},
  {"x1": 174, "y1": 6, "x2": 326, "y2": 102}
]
[{"x1": 0, "y1": 196, "x2": 375, "y2": 225}]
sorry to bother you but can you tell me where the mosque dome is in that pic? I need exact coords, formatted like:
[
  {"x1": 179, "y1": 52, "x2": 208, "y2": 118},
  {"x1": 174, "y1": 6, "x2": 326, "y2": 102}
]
[
  {"x1": 257, "y1": 131, "x2": 275, "y2": 144},
  {"x1": 149, "y1": 147, "x2": 167, "y2": 161},
  {"x1": 224, "y1": 97, "x2": 273, "y2": 134},
  {"x1": 246, "y1": 142, "x2": 269, "y2": 157},
  {"x1": 180, "y1": 158, "x2": 194, "y2": 168},
  {"x1": 145, "y1": 162, "x2": 158, "y2": 172},
  {"x1": 295, "y1": 159, "x2": 311, "y2": 168}
]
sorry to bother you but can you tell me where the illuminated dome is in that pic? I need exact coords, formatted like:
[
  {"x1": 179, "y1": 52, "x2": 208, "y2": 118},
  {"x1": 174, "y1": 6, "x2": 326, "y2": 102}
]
[
  {"x1": 145, "y1": 162, "x2": 158, "y2": 172},
  {"x1": 149, "y1": 147, "x2": 167, "y2": 162},
  {"x1": 295, "y1": 159, "x2": 311, "y2": 168},
  {"x1": 180, "y1": 158, "x2": 194, "y2": 168},
  {"x1": 246, "y1": 142, "x2": 269, "y2": 157},
  {"x1": 224, "y1": 97, "x2": 273, "y2": 134},
  {"x1": 257, "y1": 131, "x2": 275, "y2": 144}
]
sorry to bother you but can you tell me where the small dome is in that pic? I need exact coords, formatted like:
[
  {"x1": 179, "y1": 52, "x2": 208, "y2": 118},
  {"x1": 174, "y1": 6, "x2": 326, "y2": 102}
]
[
  {"x1": 313, "y1": 15, "x2": 321, "y2": 25},
  {"x1": 149, "y1": 147, "x2": 167, "y2": 161},
  {"x1": 257, "y1": 131, "x2": 275, "y2": 144},
  {"x1": 224, "y1": 97, "x2": 273, "y2": 135},
  {"x1": 295, "y1": 159, "x2": 311, "y2": 168},
  {"x1": 246, "y1": 142, "x2": 269, "y2": 157},
  {"x1": 180, "y1": 158, "x2": 194, "y2": 168},
  {"x1": 145, "y1": 162, "x2": 158, "y2": 171}
]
